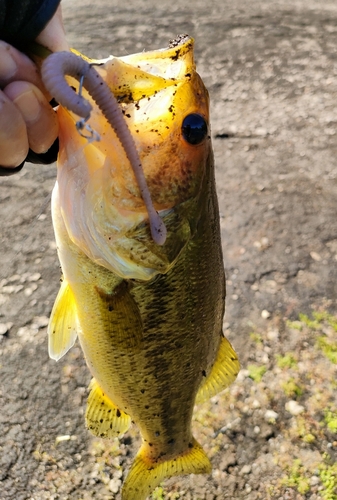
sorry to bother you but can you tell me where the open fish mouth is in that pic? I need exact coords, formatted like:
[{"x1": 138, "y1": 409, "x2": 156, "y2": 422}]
[{"x1": 42, "y1": 35, "x2": 210, "y2": 279}]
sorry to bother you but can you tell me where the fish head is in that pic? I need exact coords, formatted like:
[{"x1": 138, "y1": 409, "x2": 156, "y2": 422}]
[{"x1": 55, "y1": 35, "x2": 212, "y2": 279}]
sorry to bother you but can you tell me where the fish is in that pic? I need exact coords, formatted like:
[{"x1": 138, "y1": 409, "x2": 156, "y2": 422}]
[{"x1": 45, "y1": 34, "x2": 240, "y2": 500}]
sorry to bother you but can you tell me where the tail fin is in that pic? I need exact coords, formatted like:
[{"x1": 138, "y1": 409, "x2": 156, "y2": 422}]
[{"x1": 122, "y1": 437, "x2": 211, "y2": 500}]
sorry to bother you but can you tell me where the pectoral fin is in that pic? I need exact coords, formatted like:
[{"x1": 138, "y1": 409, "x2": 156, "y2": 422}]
[
  {"x1": 48, "y1": 279, "x2": 78, "y2": 361},
  {"x1": 196, "y1": 336, "x2": 240, "y2": 404},
  {"x1": 86, "y1": 378, "x2": 131, "y2": 438}
]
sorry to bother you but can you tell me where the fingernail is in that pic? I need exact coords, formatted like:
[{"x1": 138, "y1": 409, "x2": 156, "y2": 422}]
[
  {"x1": 13, "y1": 89, "x2": 41, "y2": 123},
  {"x1": 0, "y1": 47, "x2": 17, "y2": 79}
]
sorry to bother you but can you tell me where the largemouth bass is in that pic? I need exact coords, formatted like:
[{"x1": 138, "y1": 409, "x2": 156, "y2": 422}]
[{"x1": 46, "y1": 35, "x2": 239, "y2": 500}]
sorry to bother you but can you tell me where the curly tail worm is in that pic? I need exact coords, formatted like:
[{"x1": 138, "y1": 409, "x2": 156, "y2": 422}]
[{"x1": 41, "y1": 51, "x2": 167, "y2": 246}]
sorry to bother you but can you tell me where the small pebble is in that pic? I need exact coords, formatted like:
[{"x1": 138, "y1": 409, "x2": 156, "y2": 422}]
[
  {"x1": 219, "y1": 453, "x2": 237, "y2": 471},
  {"x1": 33, "y1": 316, "x2": 49, "y2": 329},
  {"x1": 49, "y1": 240, "x2": 57, "y2": 250},
  {"x1": 264, "y1": 409, "x2": 279, "y2": 421},
  {"x1": 24, "y1": 283, "x2": 38, "y2": 296},
  {"x1": 310, "y1": 476, "x2": 320, "y2": 486},
  {"x1": 285, "y1": 400, "x2": 305, "y2": 416},
  {"x1": 237, "y1": 369, "x2": 250, "y2": 381},
  {"x1": 240, "y1": 464, "x2": 252, "y2": 475},
  {"x1": 55, "y1": 435, "x2": 71, "y2": 445},
  {"x1": 254, "y1": 426, "x2": 260, "y2": 434},
  {"x1": 28, "y1": 273, "x2": 41, "y2": 282},
  {"x1": 17, "y1": 326, "x2": 38, "y2": 339},
  {"x1": 0, "y1": 322, "x2": 13, "y2": 335},
  {"x1": 267, "y1": 329, "x2": 278, "y2": 341},
  {"x1": 256, "y1": 127, "x2": 267, "y2": 136},
  {"x1": 261, "y1": 310, "x2": 271, "y2": 319},
  {"x1": 310, "y1": 251, "x2": 321, "y2": 261},
  {"x1": 2, "y1": 285, "x2": 24, "y2": 294},
  {"x1": 109, "y1": 478, "x2": 122, "y2": 494},
  {"x1": 8, "y1": 274, "x2": 20, "y2": 282}
]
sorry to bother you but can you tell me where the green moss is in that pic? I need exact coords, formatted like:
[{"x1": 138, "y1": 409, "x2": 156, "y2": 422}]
[
  {"x1": 324, "y1": 410, "x2": 337, "y2": 433},
  {"x1": 298, "y1": 313, "x2": 321, "y2": 330},
  {"x1": 250, "y1": 332, "x2": 263, "y2": 344},
  {"x1": 151, "y1": 487, "x2": 165, "y2": 500},
  {"x1": 294, "y1": 416, "x2": 316, "y2": 443},
  {"x1": 247, "y1": 364, "x2": 267, "y2": 383},
  {"x1": 317, "y1": 336, "x2": 337, "y2": 364},
  {"x1": 276, "y1": 353, "x2": 298, "y2": 369},
  {"x1": 286, "y1": 319, "x2": 302, "y2": 330},
  {"x1": 281, "y1": 459, "x2": 310, "y2": 494},
  {"x1": 313, "y1": 311, "x2": 337, "y2": 332},
  {"x1": 302, "y1": 433, "x2": 315, "y2": 443},
  {"x1": 281, "y1": 377, "x2": 303, "y2": 398},
  {"x1": 292, "y1": 311, "x2": 337, "y2": 335},
  {"x1": 152, "y1": 487, "x2": 181, "y2": 500},
  {"x1": 319, "y1": 461, "x2": 337, "y2": 500}
]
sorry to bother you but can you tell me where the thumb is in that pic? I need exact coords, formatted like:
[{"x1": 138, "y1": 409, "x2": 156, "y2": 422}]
[{"x1": 36, "y1": 5, "x2": 69, "y2": 52}]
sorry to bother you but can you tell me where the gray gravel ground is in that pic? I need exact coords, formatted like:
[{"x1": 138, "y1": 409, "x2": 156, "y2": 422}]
[{"x1": 1, "y1": 0, "x2": 337, "y2": 498}]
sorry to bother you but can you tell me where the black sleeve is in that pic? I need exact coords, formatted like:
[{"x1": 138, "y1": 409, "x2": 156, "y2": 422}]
[
  {"x1": 0, "y1": 0, "x2": 60, "y2": 48},
  {"x1": 0, "y1": 0, "x2": 61, "y2": 174}
]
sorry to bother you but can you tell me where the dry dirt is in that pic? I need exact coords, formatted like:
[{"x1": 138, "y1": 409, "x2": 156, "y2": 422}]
[{"x1": 1, "y1": 0, "x2": 337, "y2": 499}]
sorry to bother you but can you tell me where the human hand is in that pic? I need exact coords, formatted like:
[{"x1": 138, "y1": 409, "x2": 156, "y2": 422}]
[{"x1": 0, "y1": 5, "x2": 68, "y2": 170}]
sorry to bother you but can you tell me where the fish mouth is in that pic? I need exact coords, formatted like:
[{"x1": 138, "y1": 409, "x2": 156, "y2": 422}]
[
  {"x1": 55, "y1": 35, "x2": 211, "y2": 279},
  {"x1": 96, "y1": 34, "x2": 195, "y2": 101}
]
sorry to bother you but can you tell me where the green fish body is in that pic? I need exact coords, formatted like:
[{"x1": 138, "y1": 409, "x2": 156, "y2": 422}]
[{"x1": 49, "y1": 36, "x2": 239, "y2": 500}]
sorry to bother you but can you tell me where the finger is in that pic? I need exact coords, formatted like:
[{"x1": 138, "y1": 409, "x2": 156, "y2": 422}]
[
  {"x1": 4, "y1": 81, "x2": 59, "y2": 155},
  {"x1": 0, "y1": 41, "x2": 45, "y2": 93},
  {"x1": 0, "y1": 90, "x2": 28, "y2": 167},
  {"x1": 36, "y1": 5, "x2": 69, "y2": 52}
]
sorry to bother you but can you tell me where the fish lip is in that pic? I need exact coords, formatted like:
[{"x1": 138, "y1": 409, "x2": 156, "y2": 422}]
[{"x1": 168, "y1": 34, "x2": 192, "y2": 49}]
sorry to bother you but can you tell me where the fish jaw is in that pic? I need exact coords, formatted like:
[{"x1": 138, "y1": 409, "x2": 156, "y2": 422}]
[{"x1": 55, "y1": 36, "x2": 211, "y2": 280}]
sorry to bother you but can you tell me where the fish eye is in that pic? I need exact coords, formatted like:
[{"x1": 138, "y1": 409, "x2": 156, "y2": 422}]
[{"x1": 182, "y1": 113, "x2": 208, "y2": 145}]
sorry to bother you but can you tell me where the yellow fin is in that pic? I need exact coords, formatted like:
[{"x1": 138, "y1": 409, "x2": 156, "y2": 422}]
[
  {"x1": 122, "y1": 438, "x2": 211, "y2": 500},
  {"x1": 86, "y1": 378, "x2": 131, "y2": 438},
  {"x1": 196, "y1": 336, "x2": 240, "y2": 404},
  {"x1": 48, "y1": 279, "x2": 78, "y2": 361}
]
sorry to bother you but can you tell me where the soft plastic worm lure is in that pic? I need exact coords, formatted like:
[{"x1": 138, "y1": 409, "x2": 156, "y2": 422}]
[{"x1": 41, "y1": 51, "x2": 167, "y2": 245}]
